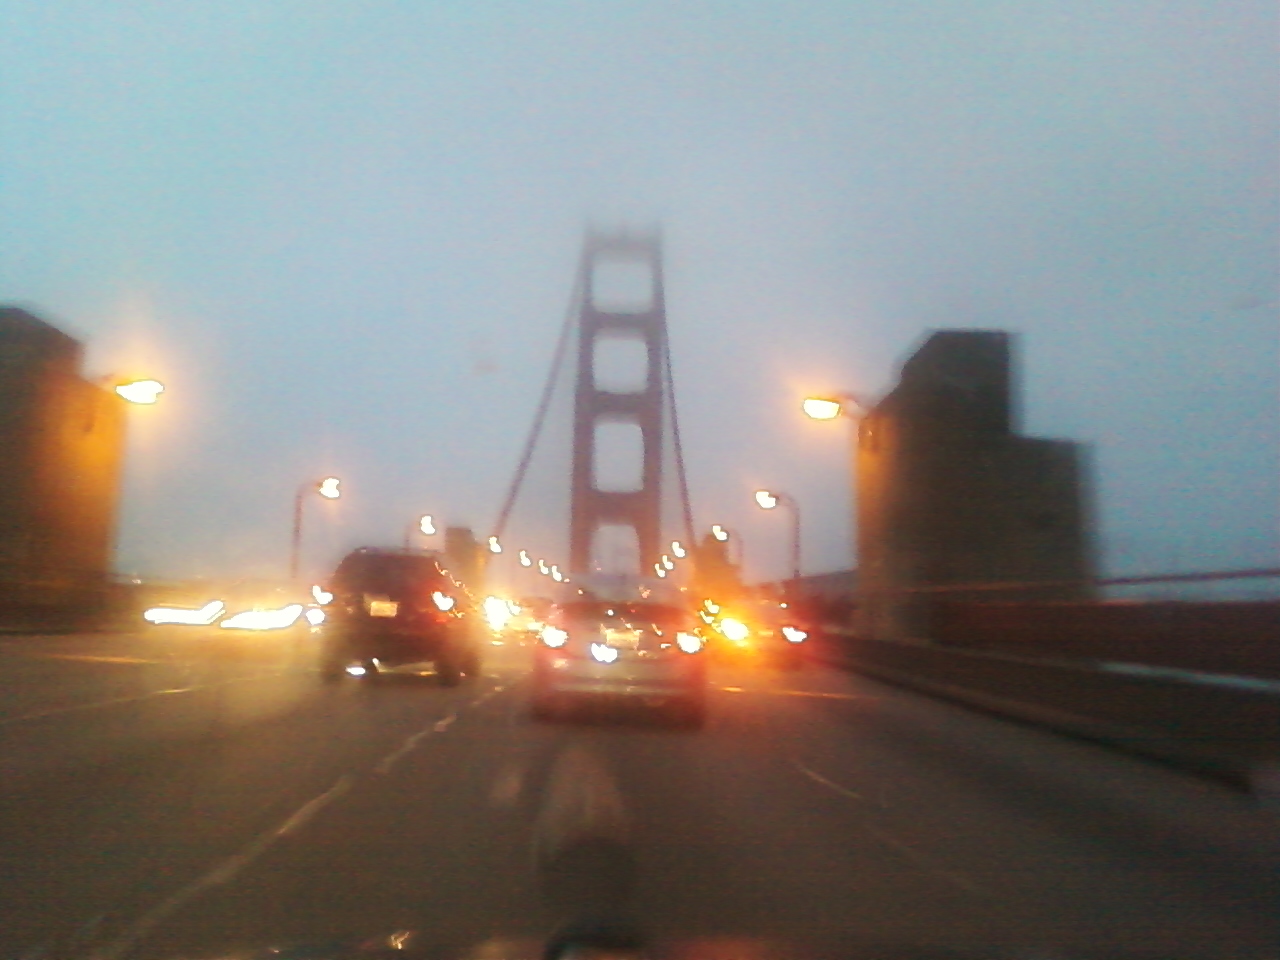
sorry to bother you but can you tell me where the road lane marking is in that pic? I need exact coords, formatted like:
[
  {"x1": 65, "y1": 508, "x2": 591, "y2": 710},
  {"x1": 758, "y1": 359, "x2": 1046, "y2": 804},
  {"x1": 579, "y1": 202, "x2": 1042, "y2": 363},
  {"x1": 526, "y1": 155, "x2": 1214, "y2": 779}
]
[
  {"x1": 375, "y1": 711, "x2": 458, "y2": 774},
  {"x1": 858, "y1": 821, "x2": 990, "y2": 898},
  {"x1": 0, "y1": 672, "x2": 289, "y2": 726},
  {"x1": 89, "y1": 776, "x2": 353, "y2": 960},
  {"x1": 28, "y1": 653, "x2": 168, "y2": 665},
  {"x1": 774, "y1": 689, "x2": 874, "y2": 701},
  {"x1": 792, "y1": 759, "x2": 990, "y2": 898},
  {"x1": 718, "y1": 685, "x2": 872, "y2": 701},
  {"x1": 792, "y1": 759, "x2": 864, "y2": 800}
]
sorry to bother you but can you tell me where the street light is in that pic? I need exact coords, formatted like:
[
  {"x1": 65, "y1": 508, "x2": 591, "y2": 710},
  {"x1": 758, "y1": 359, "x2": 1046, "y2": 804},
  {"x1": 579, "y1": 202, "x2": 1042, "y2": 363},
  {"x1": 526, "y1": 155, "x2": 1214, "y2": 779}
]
[
  {"x1": 802, "y1": 392, "x2": 869, "y2": 421},
  {"x1": 754, "y1": 488, "x2": 801, "y2": 583},
  {"x1": 711, "y1": 524, "x2": 729, "y2": 542},
  {"x1": 291, "y1": 476, "x2": 341, "y2": 581},
  {"x1": 403, "y1": 514, "x2": 436, "y2": 549},
  {"x1": 488, "y1": 535, "x2": 503, "y2": 554},
  {"x1": 114, "y1": 378, "x2": 166, "y2": 405},
  {"x1": 519, "y1": 549, "x2": 532, "y2": 567},
  {"x1": 671, "y1": 541, "x2": 686, "y2": 559}
]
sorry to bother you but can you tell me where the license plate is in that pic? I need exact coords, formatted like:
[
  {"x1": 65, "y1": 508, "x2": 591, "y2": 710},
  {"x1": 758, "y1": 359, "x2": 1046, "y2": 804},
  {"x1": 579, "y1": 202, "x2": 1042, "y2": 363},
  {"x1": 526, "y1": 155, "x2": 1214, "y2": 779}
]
[
  {"x1": 604, "y1": 628, "x2": 640, "y2": 649},
  {"x1": 368, "y1": 600, "x2": 399, "y2": 618}
]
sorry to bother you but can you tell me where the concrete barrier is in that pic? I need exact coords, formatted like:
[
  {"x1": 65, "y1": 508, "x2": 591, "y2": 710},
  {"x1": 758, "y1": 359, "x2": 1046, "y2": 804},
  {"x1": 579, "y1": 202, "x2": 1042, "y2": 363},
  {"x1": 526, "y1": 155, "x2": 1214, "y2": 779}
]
[
  {"x1": 818, "y1": 633, "x2": 1280, "y2": 789},
  {"x1": 932, "y1": 600, "x2": 1280, "y2": 679}
]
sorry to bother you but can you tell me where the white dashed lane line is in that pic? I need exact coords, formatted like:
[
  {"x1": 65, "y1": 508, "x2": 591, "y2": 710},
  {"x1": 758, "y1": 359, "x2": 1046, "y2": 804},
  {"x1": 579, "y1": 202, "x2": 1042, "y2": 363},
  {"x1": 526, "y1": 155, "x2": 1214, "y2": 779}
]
[
  {"x1": 89, "y1": 775, "x2": 353, "y2": 960},
  {"x1": 95, "y1": 679, "x2": 513, "y2": 956}
]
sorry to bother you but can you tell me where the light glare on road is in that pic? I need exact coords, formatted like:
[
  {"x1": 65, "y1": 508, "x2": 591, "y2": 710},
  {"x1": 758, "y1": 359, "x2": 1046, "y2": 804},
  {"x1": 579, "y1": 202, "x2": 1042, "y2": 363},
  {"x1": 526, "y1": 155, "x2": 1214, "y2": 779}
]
[
  {"x1": 143, "y1": 599, "x2": 224, "y2": 626},
  {"x1": 220, "y1": 604, "x2": 304, "y2": 630}
]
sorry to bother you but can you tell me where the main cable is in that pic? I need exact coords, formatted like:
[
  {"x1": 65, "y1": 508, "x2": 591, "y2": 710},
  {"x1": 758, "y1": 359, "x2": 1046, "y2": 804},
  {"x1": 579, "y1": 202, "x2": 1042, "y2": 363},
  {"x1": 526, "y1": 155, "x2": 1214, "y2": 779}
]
[{"x1": 492, "y1": 267, "x2": 582, "y2": 541}]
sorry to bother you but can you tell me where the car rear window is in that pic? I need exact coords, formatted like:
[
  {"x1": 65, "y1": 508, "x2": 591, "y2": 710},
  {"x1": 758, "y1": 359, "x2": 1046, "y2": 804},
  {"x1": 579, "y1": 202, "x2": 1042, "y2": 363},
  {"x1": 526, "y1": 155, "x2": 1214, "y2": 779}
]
[
  {"x1": 331, "y1": 554, "x2": 447, "y2": 596},
  {"x1": 558, "y1": 602, "x2": 693, "y2": 630}
]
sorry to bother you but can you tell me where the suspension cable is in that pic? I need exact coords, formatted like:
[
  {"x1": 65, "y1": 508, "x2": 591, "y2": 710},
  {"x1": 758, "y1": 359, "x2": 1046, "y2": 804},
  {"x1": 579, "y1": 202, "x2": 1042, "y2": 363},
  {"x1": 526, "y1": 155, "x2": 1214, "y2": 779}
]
[
  {"x1": 662, "y1": 325, "x2": 696, "y2": 545},
  {"x1": 492, "y1": 268, "x2": 582, "y2": 540}
]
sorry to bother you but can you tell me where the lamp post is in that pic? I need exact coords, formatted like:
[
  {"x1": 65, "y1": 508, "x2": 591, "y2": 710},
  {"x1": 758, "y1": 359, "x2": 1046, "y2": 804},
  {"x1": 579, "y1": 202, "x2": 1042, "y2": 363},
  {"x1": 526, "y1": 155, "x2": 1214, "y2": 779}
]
[
  {"x1": 290, "y1": 477, "x2": 341, "y2": 581},
  {"x1": 754, "y1": 489, "x2": 801, "y2": 584}
]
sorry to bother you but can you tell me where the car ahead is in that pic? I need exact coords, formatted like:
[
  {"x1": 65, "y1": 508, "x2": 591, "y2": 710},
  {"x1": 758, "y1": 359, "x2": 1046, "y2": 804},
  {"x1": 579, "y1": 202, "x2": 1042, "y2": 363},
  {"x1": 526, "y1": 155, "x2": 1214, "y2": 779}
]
[
  {"x1": 702, "y1": 597, "x2": 810, "y2": 670},
  {"x1": 317, "y1": 547, "x2": 481, "y2": 685},
  {"x1": 530, "y1": 577, "x2": 708, "y2": 727}
]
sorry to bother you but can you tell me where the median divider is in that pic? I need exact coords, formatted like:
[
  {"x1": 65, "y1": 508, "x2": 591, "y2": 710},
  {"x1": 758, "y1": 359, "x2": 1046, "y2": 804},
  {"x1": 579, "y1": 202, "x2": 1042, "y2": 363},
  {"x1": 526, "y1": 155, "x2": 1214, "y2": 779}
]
[{"x1": 816, "y1": 633, "x2": 1280, "y2": 791}]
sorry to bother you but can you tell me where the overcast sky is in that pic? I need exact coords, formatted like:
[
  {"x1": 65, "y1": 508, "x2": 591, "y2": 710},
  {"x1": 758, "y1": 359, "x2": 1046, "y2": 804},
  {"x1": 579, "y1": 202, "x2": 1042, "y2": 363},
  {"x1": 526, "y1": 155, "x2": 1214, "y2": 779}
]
[{"x1": 1, "y1": 1, "x2": 1276, "y2": 585}]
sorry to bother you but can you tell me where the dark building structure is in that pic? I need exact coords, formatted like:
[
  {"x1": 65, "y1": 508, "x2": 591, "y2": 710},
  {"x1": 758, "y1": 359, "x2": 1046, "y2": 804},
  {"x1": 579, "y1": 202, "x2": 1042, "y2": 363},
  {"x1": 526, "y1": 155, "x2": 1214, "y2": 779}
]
[
  {"x1": 0, "y1": 307, "x2": 125, "y2": 622},
  {"x1": 856, "y1": 330, "x2": 1094, "y2": 641}
]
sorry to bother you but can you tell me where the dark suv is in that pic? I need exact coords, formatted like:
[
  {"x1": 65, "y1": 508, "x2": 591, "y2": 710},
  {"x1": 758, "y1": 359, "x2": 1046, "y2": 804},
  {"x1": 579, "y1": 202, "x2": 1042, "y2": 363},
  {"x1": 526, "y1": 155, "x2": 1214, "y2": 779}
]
[{"x1": 318, "y1": 547, "x2": 481, "y2": 685}]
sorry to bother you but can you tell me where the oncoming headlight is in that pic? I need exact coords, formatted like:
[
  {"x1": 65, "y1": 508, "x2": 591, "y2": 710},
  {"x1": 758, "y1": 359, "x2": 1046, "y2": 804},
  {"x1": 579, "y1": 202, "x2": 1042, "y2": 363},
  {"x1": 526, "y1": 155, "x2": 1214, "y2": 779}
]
[
  {"x1": 541, "y1": 625, "x2": 569, "y2": 648},
  {"x1": 719, "y1": 618, "x2": 749, "y2": 642},
  {"x1": 675, "y1": 632, "x2": 703, "y2": 654}
]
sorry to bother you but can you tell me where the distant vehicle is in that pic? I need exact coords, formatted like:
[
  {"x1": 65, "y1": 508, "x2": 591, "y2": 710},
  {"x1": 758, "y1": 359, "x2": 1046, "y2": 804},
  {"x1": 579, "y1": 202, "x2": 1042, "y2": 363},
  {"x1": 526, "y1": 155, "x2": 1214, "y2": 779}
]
[
  {"x1": 317, "y1": 547, "x2": 481, "y2": 685},
  {"x1": 531, "y1": 576, "x2": 707, "y2": 726},
  {"x1": 505, "y1": 595, "x2": 553, "y2": 641},
  {"x1": 703, "y1": 597, "x2": 809, "y2": 670}
]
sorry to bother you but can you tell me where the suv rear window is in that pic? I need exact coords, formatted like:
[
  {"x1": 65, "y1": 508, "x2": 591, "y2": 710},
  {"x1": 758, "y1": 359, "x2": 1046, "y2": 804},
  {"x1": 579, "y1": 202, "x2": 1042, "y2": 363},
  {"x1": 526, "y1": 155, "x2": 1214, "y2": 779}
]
[{"x1": 330, "y1": 552, "x2": 447, "y2": 597}]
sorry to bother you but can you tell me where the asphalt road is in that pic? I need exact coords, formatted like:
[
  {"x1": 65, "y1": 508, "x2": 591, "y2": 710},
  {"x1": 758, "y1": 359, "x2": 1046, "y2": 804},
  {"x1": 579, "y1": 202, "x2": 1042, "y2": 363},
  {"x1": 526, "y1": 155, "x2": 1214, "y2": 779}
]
[{"x1": 0, "y1": 629, "x2": 1276, "y2": 959}]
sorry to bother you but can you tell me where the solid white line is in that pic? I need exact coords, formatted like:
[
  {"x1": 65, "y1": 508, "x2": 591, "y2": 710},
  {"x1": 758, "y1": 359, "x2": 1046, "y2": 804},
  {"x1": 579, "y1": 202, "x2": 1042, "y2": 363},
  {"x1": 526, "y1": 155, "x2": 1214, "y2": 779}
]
[
  {"x1": 89, "y1": 775, "x2": 352, "y2": 959},
  {"x1": 792, "y1": 759, "x2": 864, "y2": 800},
  {"x1": 790, "y1": 759, "x2": 990, "y2": 898}
]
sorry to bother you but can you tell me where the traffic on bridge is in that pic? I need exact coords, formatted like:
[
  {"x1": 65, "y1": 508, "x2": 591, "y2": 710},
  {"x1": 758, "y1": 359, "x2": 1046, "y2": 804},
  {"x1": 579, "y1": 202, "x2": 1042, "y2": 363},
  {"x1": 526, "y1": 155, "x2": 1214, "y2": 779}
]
[{"x1": 1, "y1": 5, "x2": 1277, "y2": 959}]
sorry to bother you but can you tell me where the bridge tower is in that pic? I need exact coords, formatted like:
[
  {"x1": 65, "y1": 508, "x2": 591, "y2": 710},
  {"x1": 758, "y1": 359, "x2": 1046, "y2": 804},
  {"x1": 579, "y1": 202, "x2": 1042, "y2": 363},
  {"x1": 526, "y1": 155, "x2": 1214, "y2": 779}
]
[{"x1": 569, "y1": 232, "x2": 669, "y2": 575}]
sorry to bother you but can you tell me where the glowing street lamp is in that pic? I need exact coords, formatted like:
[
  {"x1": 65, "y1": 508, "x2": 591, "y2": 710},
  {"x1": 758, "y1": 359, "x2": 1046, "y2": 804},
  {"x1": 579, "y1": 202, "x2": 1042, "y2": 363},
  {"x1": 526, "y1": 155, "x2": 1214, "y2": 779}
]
[
  {"x1": 114, "y1": 378, "x2": 166, "y2": 405},
  {"x1": 661, "y1": 555, "x2": 674, "y2": 570},
  {"x1": 802, "y1": 392, "x2": 868, "y2": 421},
  {"x1": 754, "y1": 488, "x2": 801, "y2": 583},
  {"x1": 404, "y1": 513, "x2": 437, "y2": 549},
  {"x1": 291, "y1": 477, "x2": 342, "y2": 580},
  {"x1": 711, "y1": 524, "x2": 729, "y2": 542},
  {"x1": 519, "y1": 549, "x2": 532, "y2": 567},
  {"x1": 537, "y1": 559, "x2": 549, "y2": 575},
  {"x1": 488, "y1": 535, "x2": 503, "y2": 554},
  {"x1": 671, "y1": 541, "x2": 686, "y2": 559}
]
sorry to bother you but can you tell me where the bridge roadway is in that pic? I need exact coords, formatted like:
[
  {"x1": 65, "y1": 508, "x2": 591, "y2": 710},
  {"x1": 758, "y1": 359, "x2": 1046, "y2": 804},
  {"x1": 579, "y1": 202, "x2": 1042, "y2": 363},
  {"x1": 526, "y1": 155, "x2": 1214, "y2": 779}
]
[{"x1": 0, "y1": 630, "x2": 1275, "y2": 959}]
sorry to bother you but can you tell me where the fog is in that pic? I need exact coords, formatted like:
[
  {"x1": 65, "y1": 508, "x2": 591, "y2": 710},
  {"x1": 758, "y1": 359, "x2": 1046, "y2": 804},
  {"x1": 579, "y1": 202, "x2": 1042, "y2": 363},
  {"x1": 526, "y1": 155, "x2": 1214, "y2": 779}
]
[{"x1": 1, "y1": 1, "x2": 1275, "y2": 583}]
